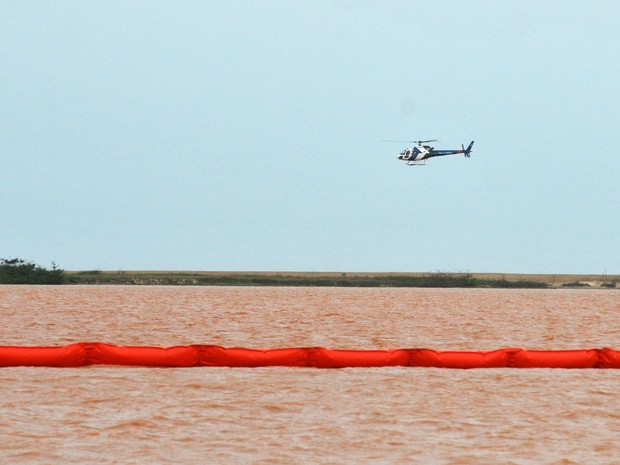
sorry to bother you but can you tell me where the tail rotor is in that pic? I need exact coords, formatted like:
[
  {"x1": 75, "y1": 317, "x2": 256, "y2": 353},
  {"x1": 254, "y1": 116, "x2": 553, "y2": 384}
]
[{"x1": 463, "y1": 141, "x2": 474, "y2": 158}]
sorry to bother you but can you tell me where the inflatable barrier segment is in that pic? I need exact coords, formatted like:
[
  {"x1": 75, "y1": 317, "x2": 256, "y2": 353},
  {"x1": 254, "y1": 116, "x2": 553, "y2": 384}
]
[
  {"x1": 0, "y1": 344, "x2": 618, "y2": 368},
  {"x1": 199, "y1": 346, "x2": 309, "y2": 367},
  {"x1": 596, "y1": 348, "x2": 620, "y2": 369},
  {"x1": 87, "y1": 343, "x2": 200, "y2": 367},
  {"x1": 409, "y1": 348, "x2": 513, "y2": 369},
  {"x1": 0, "y1": 343, "x2": 87, "y2": 367},
  {"x1": 509, "y1": 349, "x2": 599, "y2": 369},
  {"x1": 309, "y1": 348, "x2": 410, "y2": 368}
]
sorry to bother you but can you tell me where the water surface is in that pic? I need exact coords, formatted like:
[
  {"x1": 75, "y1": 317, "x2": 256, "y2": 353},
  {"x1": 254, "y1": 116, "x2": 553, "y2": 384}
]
[{"x1": 1, "y1": 286, "x2": 618, "y2": 464}]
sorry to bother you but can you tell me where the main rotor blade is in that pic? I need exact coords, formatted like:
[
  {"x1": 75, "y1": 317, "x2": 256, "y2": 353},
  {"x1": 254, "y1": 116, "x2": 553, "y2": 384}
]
[{"x1": 381, "y1": 139, "x2": 439, "y2": 143}]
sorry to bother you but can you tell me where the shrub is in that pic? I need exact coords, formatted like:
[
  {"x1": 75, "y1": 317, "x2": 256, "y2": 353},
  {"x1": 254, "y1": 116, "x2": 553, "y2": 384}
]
[{"x1": 0, "y1": 258, "x2": 65, "y2": 284}]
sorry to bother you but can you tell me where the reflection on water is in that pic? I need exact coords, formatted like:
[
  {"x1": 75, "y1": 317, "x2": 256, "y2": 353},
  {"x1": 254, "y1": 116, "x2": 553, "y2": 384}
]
[{"x1": 1, "y1": 286, "x2": 618, "y2": 464}]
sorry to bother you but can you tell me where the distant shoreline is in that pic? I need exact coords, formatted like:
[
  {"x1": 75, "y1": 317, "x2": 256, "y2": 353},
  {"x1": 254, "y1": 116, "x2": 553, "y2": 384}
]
[{"x1": 64, "y1": 271, "x2": 619, "y2": 289}]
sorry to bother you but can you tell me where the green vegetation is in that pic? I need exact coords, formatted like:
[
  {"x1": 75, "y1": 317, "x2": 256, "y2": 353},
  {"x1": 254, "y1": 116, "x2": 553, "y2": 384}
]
[
  {"x1": 65, "y1": 270, "x2": 549, "y2": 288},
  {"x1": 4, "y1": 261, "x2": 612, "y2": 288},
  {"x1": 0, "y1": 258, "x2": 66, "y2": 284},
  {"x1": 0, "y1": 258, "x2": 620, "y2": 289}
]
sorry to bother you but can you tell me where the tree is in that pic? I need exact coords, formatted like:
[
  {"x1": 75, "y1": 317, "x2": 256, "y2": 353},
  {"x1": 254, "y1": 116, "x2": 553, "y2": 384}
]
[{"x1": 0, "y1": 258, "x2": 65, "y2": 284}]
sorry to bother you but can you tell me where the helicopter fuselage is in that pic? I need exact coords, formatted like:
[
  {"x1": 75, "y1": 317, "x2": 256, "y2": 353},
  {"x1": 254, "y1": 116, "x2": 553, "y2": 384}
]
[{"x1": 398, "y1": 141, "x2": 474, "y2": 165}]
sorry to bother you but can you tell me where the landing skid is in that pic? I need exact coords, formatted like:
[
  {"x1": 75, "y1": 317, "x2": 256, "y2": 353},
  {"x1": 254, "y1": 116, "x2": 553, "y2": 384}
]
[{"x1": 406, "y1": 161, "x2": 426, "y2": 166}]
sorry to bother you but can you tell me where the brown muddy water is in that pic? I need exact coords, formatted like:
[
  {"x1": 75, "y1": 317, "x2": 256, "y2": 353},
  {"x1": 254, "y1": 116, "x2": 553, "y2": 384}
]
[{"x1": 1, "y1": 286, "x2": 618, "y2": 464}]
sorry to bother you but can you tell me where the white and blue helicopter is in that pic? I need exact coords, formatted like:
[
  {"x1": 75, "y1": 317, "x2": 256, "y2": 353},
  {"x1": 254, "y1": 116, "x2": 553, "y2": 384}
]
[{"x1": 387, "y1": 139, "x2": 474, "y2": 166}]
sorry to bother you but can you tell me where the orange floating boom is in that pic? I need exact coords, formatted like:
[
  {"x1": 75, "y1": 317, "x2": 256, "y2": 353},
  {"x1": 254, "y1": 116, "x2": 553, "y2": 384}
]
[{"x1": 0, "y1": 344, "x2": 619, "y2": 368}]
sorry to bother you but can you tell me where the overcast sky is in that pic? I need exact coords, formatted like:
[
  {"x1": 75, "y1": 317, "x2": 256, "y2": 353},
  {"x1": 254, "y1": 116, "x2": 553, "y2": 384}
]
[{"x1": 2, "y1": 1, "x2": 619, "y2": 274}]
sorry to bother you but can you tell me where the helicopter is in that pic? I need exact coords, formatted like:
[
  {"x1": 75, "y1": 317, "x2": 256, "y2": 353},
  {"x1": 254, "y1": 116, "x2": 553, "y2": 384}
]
[{"x1": 386, "y1": 139, "x2": 474, "y2": 166}]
